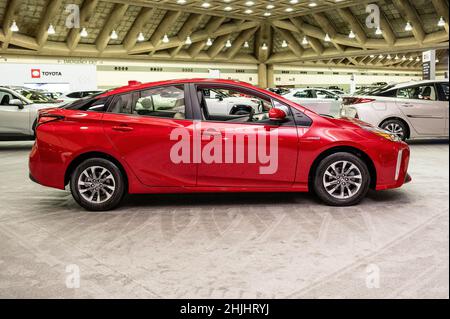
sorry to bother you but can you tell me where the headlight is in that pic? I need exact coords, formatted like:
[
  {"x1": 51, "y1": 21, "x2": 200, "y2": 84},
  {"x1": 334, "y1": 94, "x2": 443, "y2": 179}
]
[{"x1": 362, "y1": 126, "x2": 401, "y2": 142}]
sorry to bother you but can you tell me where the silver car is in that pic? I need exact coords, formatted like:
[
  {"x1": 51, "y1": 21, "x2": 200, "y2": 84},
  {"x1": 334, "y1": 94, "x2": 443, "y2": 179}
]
[
  {"x1": 0, "y1": 86, "x2": 62, "y2": 140},
  {"x1": 341, "y1": 80, "x2": 449, "y2": 141}
]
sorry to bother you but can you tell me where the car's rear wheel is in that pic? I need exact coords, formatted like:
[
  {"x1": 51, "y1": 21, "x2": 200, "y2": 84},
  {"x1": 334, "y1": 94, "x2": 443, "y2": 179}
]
[
  {"x1": 380, "y1": 119, "x2": 408, "y2": 141},
  {"x1": 313, "y1": 152, "x2": 370, "y2": 206},
  {"x1": 70, "y1": 158, "x2": 125, "y2": 211}
]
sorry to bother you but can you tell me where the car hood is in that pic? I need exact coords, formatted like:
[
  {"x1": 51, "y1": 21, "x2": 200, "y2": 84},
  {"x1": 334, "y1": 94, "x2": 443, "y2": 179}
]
[{"x1": 326, "y1": 116, "x2": 374, "y2": 130}]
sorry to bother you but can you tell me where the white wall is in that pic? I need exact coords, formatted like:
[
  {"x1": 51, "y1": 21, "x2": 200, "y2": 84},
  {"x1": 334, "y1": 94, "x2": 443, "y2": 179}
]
[
  {"x1": 0, "y1": 55, "x2": 446, "y2": 92},
  {"x1": 273, "y1": 65, "x2": 424, "y2": 90}
]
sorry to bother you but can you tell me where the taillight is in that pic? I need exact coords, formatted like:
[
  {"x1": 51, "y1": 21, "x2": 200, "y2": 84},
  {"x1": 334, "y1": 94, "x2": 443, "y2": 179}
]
[
  {"x1": 37, "y1": 113, "x2": 65, "y2": 127},
  {"x1": 343, "y1": 97, "x2": 375, "y2": 105}
]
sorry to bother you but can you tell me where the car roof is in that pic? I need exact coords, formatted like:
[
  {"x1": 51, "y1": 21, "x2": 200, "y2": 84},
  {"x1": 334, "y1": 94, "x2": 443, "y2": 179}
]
[
  {"x1": 99, "y1": 78, "x2": 262, "y2": 98},
  {"x1": 388, "y1": 79, "x2": 447, "y2": 90}
]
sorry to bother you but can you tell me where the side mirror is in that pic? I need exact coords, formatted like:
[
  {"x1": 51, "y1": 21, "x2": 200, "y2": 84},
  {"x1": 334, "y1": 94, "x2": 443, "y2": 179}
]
[
  {"x1": 10, "y1": 99, "x2": 24, "y2": 109},
  {"x1": 217, "y1": 95, "x2": 224, "y2": 101},
  {"x1": 269, "y1": 108, "x2": 287, "y2": 122}
]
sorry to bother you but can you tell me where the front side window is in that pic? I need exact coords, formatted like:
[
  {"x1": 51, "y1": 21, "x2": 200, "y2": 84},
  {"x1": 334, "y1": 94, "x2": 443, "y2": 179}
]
[
  {"x1": 397, "y1": 85, "x2": 437, "y2": 101},
  {"x1": 109, "y1": 93, "x2": 134, "y2": 114},
  {"x1": 197, "y1": 87, "x2": 294, "y2": 126},
  {"x1": 14, "y1": 89, "x2": 53, "y2": 104}
]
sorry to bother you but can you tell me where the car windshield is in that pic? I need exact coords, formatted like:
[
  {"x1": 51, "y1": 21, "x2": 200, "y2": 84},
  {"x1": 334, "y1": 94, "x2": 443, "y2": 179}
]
[{"x1": 14, "y1": 89, "x2": 56, "y2": 103}]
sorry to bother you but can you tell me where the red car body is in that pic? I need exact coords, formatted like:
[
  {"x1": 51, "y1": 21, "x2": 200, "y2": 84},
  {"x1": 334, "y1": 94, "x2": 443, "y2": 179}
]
[{"x1": 29, "y1": 79, "x2": 410, "y2": 207}]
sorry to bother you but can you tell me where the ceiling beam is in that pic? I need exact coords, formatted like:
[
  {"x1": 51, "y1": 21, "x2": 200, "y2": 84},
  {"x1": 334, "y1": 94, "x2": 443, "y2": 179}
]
[
  {"x1": 312, "y1": 12, "x2": 345, "y2": 52},
  {"x1": 337, "y1": 7, "x2": 367, "y2": 47},
  {"x1": 1, "y1": 0, "x2": 23, "y2": 50},
  {"x1": 148, "y1": 10, "x2": 183, "y2": 55},
  {"x1": 169, "y1": 13, "x2": 204, "y2": 57},
  {"x1": 289, "y1": 18, "x2": 324, "y2": 55},
  {"x1": 432, "y1": 0, "x2": 449, "y2": 34},
  {"x1": 123, "y1": 7, "x2": 154, "y2": 51},
  {"x1": 392, "y1": 0, "x2": 426, "y2": 45},
  {"x1": 96, "y1": 3, "x2": 129, "y2": 52},
  {"x1": 226, "y1": 27, "x2": 258, "y2": 60},
  {"x1": 187, "y1": 17, "x2": 227, "y2": 58},
  {"x1": 66, "y1": 0, "x2": 98, "y2": 51},
  {"x1": 207, "y1": 34, "x2": 228, "y2": 59},
  {"x1": 275, "y1": 27, "x2": 304, "y2": 58},
  {"x1": 36, "y1": 0, "x2": 63, "y2": 49}
]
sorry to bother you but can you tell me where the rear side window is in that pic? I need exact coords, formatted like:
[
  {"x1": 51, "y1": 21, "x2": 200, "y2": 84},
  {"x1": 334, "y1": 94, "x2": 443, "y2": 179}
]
[
  {"x1": 109, "y1": 93, "x2": 134, "y2": 114},
  {"x1": 376, "y1": 89, "x2": 397, "y2": 97},
  {"x1": 67, "y1": 92, "x2": 82, "y2": 98},
  {"x1": 64, "y1": 97, "x2": 109, "y2": 112}
]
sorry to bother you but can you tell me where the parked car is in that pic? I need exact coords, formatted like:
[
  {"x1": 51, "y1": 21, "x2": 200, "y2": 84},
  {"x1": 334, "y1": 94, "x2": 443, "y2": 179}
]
[
  {"x1": 282, "y1": 88, "x2": 341, "y2": 116},
  {"x1": 0, "y1": 86, "x2": 62, "y2": 140},
  {"x1": 341, "y1": 80, "x2": 449, "y2": 141},
  {"x1": 267, "y1": 87, "x2": 290, "y2": 95},
  {"x1": 30, "y1": 79, "x2": 411, "y2": 211},
  {"x1": 56, "y1": 90, "x2": 103, "y2": 104}
]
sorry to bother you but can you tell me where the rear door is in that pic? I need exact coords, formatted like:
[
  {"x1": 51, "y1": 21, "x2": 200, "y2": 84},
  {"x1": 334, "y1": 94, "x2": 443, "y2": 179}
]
[
  {"x1": 0, "y1": 89, "x2": 30, "y2": 136},
  {"x1": 102, "y1": 84, "x2": 197, "y2": 187},
  {"x1": 395, "y1": 83, "x2": 446, "y2": 136}
]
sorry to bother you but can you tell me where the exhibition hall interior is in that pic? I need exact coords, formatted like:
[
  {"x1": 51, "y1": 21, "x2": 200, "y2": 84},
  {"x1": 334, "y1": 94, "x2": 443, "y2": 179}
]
[{"x1": 0, "y1": 0, "x2": 448, "y2": 300}]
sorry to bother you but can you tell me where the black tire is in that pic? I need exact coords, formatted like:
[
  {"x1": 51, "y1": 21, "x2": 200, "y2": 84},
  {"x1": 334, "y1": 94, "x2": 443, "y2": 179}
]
[
  {"x1": 70, "y1": 158, "x2": 125, "y2": 211},
  {"x1": 380, "y1": 119, "x2": 408, "y2": 141},
  {"x1": 313, "y1": 152, "x2": 370, "y2": 206},
  {"x1": 32, "y1": 119, "x2": 37, "y2": 138}
]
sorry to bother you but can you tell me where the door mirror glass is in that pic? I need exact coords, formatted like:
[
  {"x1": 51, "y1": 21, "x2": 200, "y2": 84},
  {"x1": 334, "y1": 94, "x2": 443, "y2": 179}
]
[{"x1": 269, "y1": 108, "x2": 287, "y2": 122}]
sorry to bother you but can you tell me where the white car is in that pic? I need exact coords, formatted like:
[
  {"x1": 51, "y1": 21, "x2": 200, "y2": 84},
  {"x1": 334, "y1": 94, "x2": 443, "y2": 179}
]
[
  {"x1": 341, "y1": 80, "x2": 449, "y2": 141},
  {"x1": 282, "y1": 88, "x2": 341, "y2": 116},
  {"x1": 56, "y1": 90, "x2": 103, "y2": 104},
  {"x1": 203, "y1": 89, "x2": 261, "y2": 115},
  {"x1": 0, "y1": 86, "x2": 62, "y2": 140}
]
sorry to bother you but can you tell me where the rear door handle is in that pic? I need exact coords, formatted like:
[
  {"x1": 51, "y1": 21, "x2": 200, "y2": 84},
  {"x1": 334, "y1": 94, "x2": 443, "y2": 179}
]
[{"x1": 112, "y1": 125, "x2": 134, "y2": 132}]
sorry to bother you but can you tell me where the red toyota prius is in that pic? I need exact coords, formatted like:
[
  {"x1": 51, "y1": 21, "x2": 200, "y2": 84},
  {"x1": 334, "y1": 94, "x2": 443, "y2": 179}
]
[{"x1": 29, "y1": 79, "x2": 411, "y2": 211}]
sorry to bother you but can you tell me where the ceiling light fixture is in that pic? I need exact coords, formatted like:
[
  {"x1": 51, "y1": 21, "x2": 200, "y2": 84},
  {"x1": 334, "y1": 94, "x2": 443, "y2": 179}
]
[
  {"x1": 262, "y1": 43, "x2": 268, "y2": 50},
  {"x1": 244, "y1": 41, "x2": 249, "y2": 48},
  {"x1": 110, "y1": 30, "x2": 118, "y2": 40},
  {"x1": 185, "y1": 36, "x2": 192, "y2": 45},
  {"x1": 206, "y1": 38, "x2": 213, "y2": 46},
  {"x1": 162, "y1": 34, "x2": 170, "y2": 43},
  {"x1": 80, "y1": 27, "x2": 88, "y2": 37},
  {"x1": 348, "y1": 30, "x2": 356, "y2": 39},
  {"x1": 10, "y1": 20, "x2": 19, "y2": 32},
  {"x1": 47, "y1": 24, "x2": 56, "y2": 35},
  {"x1": 404, "y1": 22, "x2": 413, "y2": 31},
  {"x1": 438, "y1": 16, "x2": 446, "y2": 27},
  {"x1": 137, "y1": 32, "x2": 145, "y2": 42},
  {"x1": 282, "y1": 40, "x2": 288, "y2": 48},
  {"x1": 302, "y1": 36, "x2": 308, "y2": 45},
  {"x1": 375, "y1": 27, "x2": 382, "y2": 35},
  {"x1": 324, "y1": 33, "x2": 331, "y2": 42},
  {"x1": 225, "y1": 40, "x2": 232, "y2": 48}
]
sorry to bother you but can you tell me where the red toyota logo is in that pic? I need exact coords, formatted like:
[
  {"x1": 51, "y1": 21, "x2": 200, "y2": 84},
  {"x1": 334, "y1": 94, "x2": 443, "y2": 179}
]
[{"x1": 31, "y1": 69, "x2": 41, "y2": 78}]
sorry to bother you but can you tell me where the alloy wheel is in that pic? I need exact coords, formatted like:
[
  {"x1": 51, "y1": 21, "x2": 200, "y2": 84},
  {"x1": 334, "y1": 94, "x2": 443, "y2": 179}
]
[
  {"x1": 77, "y1": 166, "x2": 116, "y2": 204},
  {"x1": 322, "y1": 161, "x2": 363, "y2": 199}
]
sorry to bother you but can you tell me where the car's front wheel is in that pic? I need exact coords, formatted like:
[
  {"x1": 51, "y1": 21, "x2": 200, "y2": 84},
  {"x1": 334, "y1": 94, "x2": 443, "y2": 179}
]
[
  {"x1": 313, "y1": 152, "x2": 370, "y2": 206},
  {"x1": 70, "y1": 158, "x2": 125, "y2": 211}
]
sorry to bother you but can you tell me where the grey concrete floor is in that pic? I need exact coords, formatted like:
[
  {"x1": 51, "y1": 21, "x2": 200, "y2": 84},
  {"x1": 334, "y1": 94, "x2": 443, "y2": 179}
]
[{"x1": 0, "y1": 140, "x2": 448, "y2": 299}]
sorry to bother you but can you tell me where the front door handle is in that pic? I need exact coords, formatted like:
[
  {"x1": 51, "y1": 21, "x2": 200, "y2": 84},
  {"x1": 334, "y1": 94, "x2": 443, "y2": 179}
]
[
  {"x1": 401, "y1": 103, "x2": 414, "y2": 107},
  {"x1": 112, "y1": 125, "x2": 134, "y2": 132}
]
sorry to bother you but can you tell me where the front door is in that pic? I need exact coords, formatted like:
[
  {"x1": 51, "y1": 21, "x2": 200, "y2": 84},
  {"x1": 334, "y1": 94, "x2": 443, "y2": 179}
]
[
  {"x1": 193, "y1": 85, "x2": 299, "y2": 188},
  {"x1": 0, "y1": 89, "x2": 30, "y2": 136}
]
